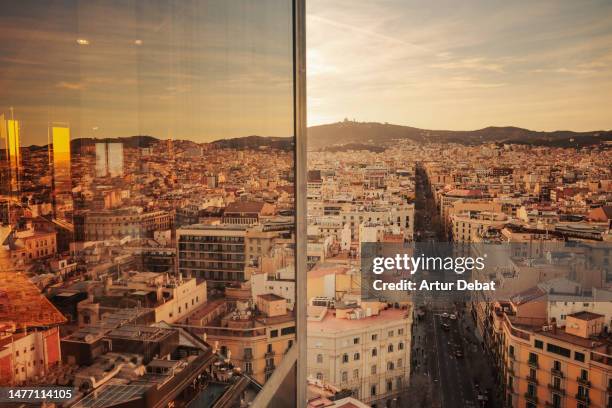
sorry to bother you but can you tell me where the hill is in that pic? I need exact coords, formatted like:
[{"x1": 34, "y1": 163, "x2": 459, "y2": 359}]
[
  {"x1": 307, "y1": 121, "x2": 612, "y2": 150},
  {"x1": 210, "y1": 135, "x2": 294, "y2": 150}
]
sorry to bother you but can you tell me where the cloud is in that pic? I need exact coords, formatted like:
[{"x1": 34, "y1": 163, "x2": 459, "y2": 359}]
[
  {"x1": 430, "y1": 57, "x2": 505, "y2": 73},
  {"x1": 56, "y1": 81, "x2": 86, "y2": 91},
  {"x1": 307, "y1": 0, "x2": 612, "y2": 131}
]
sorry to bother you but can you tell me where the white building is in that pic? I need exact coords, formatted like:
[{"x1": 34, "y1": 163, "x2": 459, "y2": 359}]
[{"x1": 307, "y1": 301, "x2": 412, "y2": 407}]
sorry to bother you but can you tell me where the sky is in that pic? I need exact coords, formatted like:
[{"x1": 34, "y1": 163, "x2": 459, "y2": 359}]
[
  {"x1": 0, "y1": 0, "x2": 294, "y2": 145},
  {"x1": 3, "y1": 1, "x2": 612, "y2": 146},
  {"x1": 307, "y1": 0, "x2": 612, "y2": 132}
]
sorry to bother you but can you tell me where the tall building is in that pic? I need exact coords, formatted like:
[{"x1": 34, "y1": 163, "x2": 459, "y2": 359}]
[
  {"x1": 0, "y1": 112, "x2": 22, "y2": 225},
  {"x1": 49, "y1": 124, "x2": 73, "y2": 223},
  {"x1": 0, "y1": 112, "x2": 21, "y2": 195},
  {"x1": 95, "y1": 142, "x2": 124, "y2": 178},
  {"x1": 177, "y1": 224, "x2": 248, "y2": 283}
]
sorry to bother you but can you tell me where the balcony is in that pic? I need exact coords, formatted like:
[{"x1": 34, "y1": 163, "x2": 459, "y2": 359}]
[
  {"x1": 574, "y1": 394, "x2": 590, "y2": 405},
  {"x1": 524, "y1": 393, "x2": 538, "y2": 404},
  {"x1": 550, "y1": 368, "x2": 564, "y2": 378},
  {"x1": 265, "y1": 350, "x2": 276, "y2": 358},
  {"x1": 526, "y1": 375, "x2": 539, "y2": 385},
  {"x1": 528, "y1": 360, "x2": 539, "y2": 369},
  {"x1": 576, "y1": 377, "x2": 591, "y2": 387},
  {"x1": 243, "y1": 352, "x2": 253, "y2": 361},
  {"x1": 547, "y1": 384, "x2": 565, "y2": 395},
  {"x1": 264, "y1": 363, "x2": 276, "y2": 372}
]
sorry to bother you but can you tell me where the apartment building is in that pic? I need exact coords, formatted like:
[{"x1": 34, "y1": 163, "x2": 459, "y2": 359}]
[
  {"x1": 177, "y1": 224, "x2": 247, "y2": 283},
  {"x1": 177, "y1": 219, "x2": 293, "y2": 283},
  {"x1": 307, "y1": 301, "x2": 412, "y2": 407},
  {"x1": 0, "y1": 271, "x2": 66, "y2": 385},
  {"x1": 222, "y1": 201, "x2": 276, "y2": 225},
  {"x1": 83, "y1": 207, "x2": 173, "y2": 240},
  {"x1": 451, "y1": 211, "x2": 508, "y2": 243},
  {"x1": 501, "y1": 310, "x2": 611, "y2": 408},
  {"x1": 203, "y1": 295, "x2": 296, "y2": 384},
  {"x1": 8, "y1": 227, "x2": 57, "y2": 261},
  {"x1": 341, "y1": 204, "x2": 414, "y2": 241}
]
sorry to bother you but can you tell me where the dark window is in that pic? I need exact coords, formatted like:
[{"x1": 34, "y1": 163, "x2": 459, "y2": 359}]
[
  {"x1": 547, "y1": 343, "x2": 571, "y2": 358},
  {"x1": 534, "y1": 340, "x2": 543, "y2": 349},
  {"x1": 575, "y1": 351, "x2": 585, "y2": 362},
  {"x1": 281, "y1": 326, "x2": 295, "y2": 336},
  {"x1": 270, "y1": 330, "x2": 278, "y2": 338},
  {"x1": 528, "y1": 352, "x2": 538, "y2": 364}
]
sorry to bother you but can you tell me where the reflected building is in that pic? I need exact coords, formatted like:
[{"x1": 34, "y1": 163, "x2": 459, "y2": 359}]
[
  {"x1": 0, "y1": 112, "x2": 21, "y2": 196},
  {"x1": 0, "y1": 112, "x2": 22, "y2": 225},
  {"x1": 49, "y1": 124, "x2": 73, "y2": 223},
  {"x1": 95, "y1": 142, "x2": 124, "y2": 178}
]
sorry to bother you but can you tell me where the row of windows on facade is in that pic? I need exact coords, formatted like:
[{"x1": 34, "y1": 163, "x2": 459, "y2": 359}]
[
  {"x1": 166, "y1": 296, "x2": 200, "y2": 318},
  {"x1": 28, "y1": 239, "x2": 54, "y2": 248},
  {"x1": 179, "y1": 262, "x2": 244, "y2": 270},
  {"x1": 179, "y1": 236, "x2": 244, "y2": 243},
  {"x1": 15, "y1": 359, "x2": 45, "y2": 374},
  {"x1": 179, "y1": 253, "x2": 245, "y2": 261},
  {"x1": 13, "y1": 345, "x2": 36, "y2": 356},
  {"x1": 179, "y1": 243, "x2": 245, "y2": 251},
  {"x1": 314, "y1": 342, "x2": 405, "y2": 366},
  {"x1": 180, "y1": 270, "x2": 244, "y2": 281},
  {"x1": 513, "y1": 339, "x2": 586, "y2": 364}
]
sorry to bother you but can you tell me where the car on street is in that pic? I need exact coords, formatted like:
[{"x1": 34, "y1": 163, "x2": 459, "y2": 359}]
[{"x1": 441, "y1": 312, "x2": 449, "y2": 318}]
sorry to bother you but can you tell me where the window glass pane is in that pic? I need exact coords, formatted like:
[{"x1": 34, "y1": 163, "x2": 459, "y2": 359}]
[{"x1": 0, "y1": 0, "x2": 296, "y2": 405}]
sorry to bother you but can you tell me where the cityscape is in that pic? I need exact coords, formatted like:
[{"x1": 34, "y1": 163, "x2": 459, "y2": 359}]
[
  {"x1": 1, "y1": 110, "x2": 611, "y2": 407},
  {"x1": 1, "y1": 1, "x2": 611, "y2": 408}
]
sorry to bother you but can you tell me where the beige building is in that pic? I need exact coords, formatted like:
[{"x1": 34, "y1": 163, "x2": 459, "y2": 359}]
[
  {"x1": 307, "y1": 302, "x2": 412, "y2": 407},
  {"x1": 83, "y1": 207, "x2": 173, "y2": 241},
  {"x1": 451, "y1": 210, "x2": 508, "y2": 243},
  {"x1": 77, "y1": 271, "x2": 207, "y2": 325},
  {"x1": 203, "y1": 294, "x2": 295, "y2": 384}
]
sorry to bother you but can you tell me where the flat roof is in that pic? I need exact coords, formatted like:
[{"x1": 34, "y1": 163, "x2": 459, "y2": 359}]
[
  {"x1": 568, "y1": 311, "x2": 604, "y2": 321},
  {"x1": 308, "y1": 308, "x2": 409, "y2": 333}
]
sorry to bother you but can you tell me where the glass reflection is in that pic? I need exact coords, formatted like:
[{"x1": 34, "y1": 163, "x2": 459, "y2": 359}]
[{"x1": 0, "y1": 0, "x2": 296, "y2": 406}]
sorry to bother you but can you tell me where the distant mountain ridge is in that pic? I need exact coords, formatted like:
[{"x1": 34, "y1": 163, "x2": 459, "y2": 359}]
[
  {"x1": 307, "y1": 121, "x2": 612, "y2": 150},
  {"x1": 22, "y1": 122, "x2": 612, "y2": 151},
  {"x1": 210, "y1": 135, "x2": 294, "y2": 150}
]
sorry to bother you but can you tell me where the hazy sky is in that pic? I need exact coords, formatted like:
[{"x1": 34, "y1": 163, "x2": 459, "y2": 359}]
[
  {"x1": 307, "y1": 0, "x2": 612, "y2": 131},
  {"x1": 4, "y1": 1, "x2": 611, "y2": 146},
  {"x1": 0, "y1": 0, "x2": 294, "y2": 145}
]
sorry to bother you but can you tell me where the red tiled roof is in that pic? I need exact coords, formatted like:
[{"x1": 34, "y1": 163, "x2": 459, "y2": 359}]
[{"x1": 0, "y1": 272, "x2": 66, "y2": 328}]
